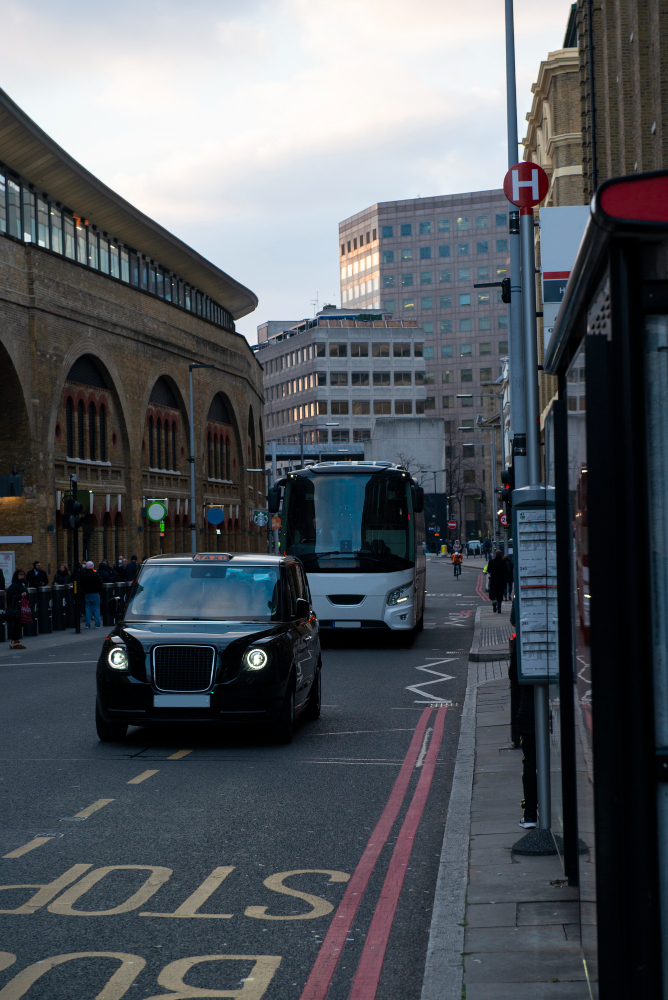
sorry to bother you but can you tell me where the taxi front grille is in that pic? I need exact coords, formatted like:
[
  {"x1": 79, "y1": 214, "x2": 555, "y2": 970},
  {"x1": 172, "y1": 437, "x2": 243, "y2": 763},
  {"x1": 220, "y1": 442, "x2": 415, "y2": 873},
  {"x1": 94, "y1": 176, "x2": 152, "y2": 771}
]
[{"x1": 153, "y1": 645, "x2": 216, "y2": 692}]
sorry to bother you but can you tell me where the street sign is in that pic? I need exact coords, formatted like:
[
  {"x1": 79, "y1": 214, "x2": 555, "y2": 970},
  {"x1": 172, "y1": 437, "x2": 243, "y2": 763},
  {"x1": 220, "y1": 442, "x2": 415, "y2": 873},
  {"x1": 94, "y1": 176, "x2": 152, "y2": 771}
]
[
  {"x1": 503, "y1": 161, "x2": 549, "y2": 210},
  {"x1": 499, "y1": 513, "x2": 509, "y2": 527},
  {"x1": 253, "y1": 509, "x2": 269, "y2": 527},
  {"x1": 205, "y1": 506, "x2": 225, "y2": 525},
  {"x1": 448, "y1": 520, "x2": 457, "y2": 529},
  {"x1": 146, "y1": 501, "x2": 167, "y2": 522},
  {"x1": 271, "y1": 515, "x2": 281, "y2": 531}
]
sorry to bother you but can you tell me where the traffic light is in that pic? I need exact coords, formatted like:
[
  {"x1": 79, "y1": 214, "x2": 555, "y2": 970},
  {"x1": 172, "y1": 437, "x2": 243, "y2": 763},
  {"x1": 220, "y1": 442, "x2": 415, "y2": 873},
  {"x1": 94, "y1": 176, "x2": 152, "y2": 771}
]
[
  {"x1": 499, "y1": 466, "x2": 515, "y2": 505},
  {"x1": 501, "y1": 277, "x2": 511, "y2": 304},
  {"x1": 64, "y1": 497, "x2": 84, "y2": 529}
]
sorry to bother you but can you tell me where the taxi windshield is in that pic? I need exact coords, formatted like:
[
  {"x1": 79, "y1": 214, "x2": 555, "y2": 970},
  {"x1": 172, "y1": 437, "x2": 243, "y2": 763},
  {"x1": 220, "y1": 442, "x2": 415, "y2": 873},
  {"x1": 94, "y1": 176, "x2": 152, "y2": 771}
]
[{"x1": 125, "y1": 565, "x2": 282, "y2": 621}]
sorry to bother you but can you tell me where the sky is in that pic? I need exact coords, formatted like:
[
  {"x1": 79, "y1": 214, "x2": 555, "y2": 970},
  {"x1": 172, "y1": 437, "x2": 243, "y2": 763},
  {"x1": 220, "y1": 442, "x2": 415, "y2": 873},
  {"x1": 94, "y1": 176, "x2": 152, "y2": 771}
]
[{"x1": 3, "y1": 0, "x2": 570, "y2": 343}]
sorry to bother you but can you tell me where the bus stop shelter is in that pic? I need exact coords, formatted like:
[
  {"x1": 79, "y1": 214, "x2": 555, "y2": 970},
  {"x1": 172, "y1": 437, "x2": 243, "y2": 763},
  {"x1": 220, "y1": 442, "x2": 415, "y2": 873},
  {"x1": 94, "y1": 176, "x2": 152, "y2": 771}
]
[{"x1": 545, "y1": 170, "x2": 668, "y2": 997}]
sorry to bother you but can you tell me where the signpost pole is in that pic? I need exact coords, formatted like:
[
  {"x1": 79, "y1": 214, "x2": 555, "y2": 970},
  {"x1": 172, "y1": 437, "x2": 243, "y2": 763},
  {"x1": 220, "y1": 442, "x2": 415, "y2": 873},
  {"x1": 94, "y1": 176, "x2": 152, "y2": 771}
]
[
  {"x1": 188, "y1": 363, "x2": 215, "y2": 554},
  {"x1": 71, "y1": 474, "x2": 80, "y2": 635}
]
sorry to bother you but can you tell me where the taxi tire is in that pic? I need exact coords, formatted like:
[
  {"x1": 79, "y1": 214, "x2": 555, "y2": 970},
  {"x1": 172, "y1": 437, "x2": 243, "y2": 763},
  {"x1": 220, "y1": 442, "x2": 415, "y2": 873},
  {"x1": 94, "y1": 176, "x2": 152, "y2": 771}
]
[
  {"x1": 304, "y1": 664, "x2": 322, "y2": 721},
  {"x1": 273, "y1": 686, "x2": 295, "y2": 744},
  {"x1": 95, "y1": 701, "x2": 128, "y2": 742}
]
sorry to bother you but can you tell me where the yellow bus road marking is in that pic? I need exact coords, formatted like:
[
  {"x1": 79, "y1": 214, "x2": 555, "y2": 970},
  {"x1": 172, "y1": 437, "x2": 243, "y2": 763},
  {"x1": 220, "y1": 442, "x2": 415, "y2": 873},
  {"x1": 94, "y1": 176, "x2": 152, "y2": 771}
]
[
  {"x1": 73, "y1": 799, "x2": 114, "y2": 819},
  {"x1": 127, "y1": 770, "x2": 159, "y2": 785},
  {"x1": 3, "y1": 837, "x2": 54, "y2": 859},
  {"x1": 167, "y1": 750, "x2": 192, "y2": 759}
]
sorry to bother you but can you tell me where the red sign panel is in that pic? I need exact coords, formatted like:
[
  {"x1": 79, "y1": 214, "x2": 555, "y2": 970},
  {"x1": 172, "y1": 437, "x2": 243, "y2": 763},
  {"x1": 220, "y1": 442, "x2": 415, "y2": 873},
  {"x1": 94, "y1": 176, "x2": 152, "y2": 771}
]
[
  {"x1": 499, "y1": 513, "x2": 509, "y2": 527},
  {"x1": 448, "y1": 520, "x2": 457, "y2": 529},
  {"x1": 503, "y1": 162, "x2": 549, "y2": 211}
]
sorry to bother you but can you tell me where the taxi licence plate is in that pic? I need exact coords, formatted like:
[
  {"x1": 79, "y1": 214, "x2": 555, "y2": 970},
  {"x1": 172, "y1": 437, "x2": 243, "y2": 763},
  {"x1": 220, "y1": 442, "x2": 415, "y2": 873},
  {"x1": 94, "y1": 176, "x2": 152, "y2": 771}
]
[
  {"x1": 153, "y1": 694, "x2": 211, "y2": 708},
  {"x1": 332, "y1": 621, "x2": 361, "y2": 628}
]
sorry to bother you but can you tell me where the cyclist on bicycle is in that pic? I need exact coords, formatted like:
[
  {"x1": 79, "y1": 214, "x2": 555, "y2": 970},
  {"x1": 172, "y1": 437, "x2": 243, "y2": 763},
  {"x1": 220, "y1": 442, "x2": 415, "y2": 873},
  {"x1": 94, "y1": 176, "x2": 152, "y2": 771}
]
[{"x1": 451, "y1": 549, "x2": 463, "y2": 578}]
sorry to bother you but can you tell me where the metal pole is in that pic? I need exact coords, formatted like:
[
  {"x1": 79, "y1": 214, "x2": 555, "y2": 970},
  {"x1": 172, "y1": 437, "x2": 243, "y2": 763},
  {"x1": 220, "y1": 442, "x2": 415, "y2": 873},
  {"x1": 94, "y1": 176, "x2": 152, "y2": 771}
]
[
  {"x1": 271, "y1": 440, "x2": 279, "y2": 555},
  {"x1": 505, "y1": 0, "x2": 527, "y2": 490},
  {"x1": 521, "y1": 210, "x2": 541, "y2": 486},
  {"x1": 535, "y1": 683, "x2": 551, "y2": 829},
  {"x1": 72, "y1": 474, "x2": 80, "y2": 634},
  {"x1": 490, "y1": 428, "x2": 497, "y2": 550},
  {"x1": 300, "y1": 423, "x2": 304, "y2": 470},
  {"x1": 189, "y1": 367, "x2": 196, "y2": 554}
]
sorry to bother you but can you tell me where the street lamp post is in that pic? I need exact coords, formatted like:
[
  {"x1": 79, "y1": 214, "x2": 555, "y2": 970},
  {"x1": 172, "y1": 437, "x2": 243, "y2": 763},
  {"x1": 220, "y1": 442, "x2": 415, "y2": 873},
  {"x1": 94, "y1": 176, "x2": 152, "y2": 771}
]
[
  {"x1": 457, "y1": 392, "x2": 504, "y2": 545},
  {"x1": 299, "y1": 421, "x2": 339, "y2": 469},
  {"x1": 189, "y1": 363, "x2": 215, "y2": 554}
]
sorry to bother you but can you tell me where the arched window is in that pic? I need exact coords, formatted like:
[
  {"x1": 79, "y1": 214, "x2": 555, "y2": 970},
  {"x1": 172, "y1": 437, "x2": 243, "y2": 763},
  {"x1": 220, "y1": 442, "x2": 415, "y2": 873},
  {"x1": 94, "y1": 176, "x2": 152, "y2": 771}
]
[
  {"x1": 88, "y1": 402, "x2": 97, "y2": 461},
  {"x1": 148, "y1": 416, "x2": 154, "y2": 467},
  {"x1": 164, "y1": 421, "x2": 170, "y2": 469},
  {"x1": 207, "y1": 432, "x2": 212, "y2": 478},
  {"x1": 214, "y1": 434, "x2": 219, "y2": 479},
  {"x1": 99, "y1": 405, "x2": 107, "y2": 462},
  {"x1": 77, "y1": 400, "x2": 85, "y2": 458},
  {"x1": 226, "y1": 436, "x2": 231, "y2": 480},
  {"x1": 172, "y1": 422, "x2": 177, "y2": 471},
  {"x1": 156, "y1": 418, "x2": 162, "y2": 469},
  {"x1": 66, "y1": 398, "x2": 74, "y2": 456},
  {"x1": 219, "y1": 436, "x2": 224, "y2": 481}
]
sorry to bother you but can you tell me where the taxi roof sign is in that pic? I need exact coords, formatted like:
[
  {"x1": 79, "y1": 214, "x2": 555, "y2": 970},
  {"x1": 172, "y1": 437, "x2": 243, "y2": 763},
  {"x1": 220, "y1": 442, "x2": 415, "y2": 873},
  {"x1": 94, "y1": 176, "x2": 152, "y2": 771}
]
[{"x1": 192, "y1": 553, "x2": 232, "y2": 562}]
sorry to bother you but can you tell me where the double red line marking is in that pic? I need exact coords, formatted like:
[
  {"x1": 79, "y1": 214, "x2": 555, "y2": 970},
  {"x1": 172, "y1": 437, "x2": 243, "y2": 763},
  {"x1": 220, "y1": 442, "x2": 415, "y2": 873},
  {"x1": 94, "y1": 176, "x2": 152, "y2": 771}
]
[
  {"x1": 475, "y1": 572, "x2": 490, "y2": 601},
  {"x1": 300, "y1": 705, "x2": 447, "y2": 1000}
]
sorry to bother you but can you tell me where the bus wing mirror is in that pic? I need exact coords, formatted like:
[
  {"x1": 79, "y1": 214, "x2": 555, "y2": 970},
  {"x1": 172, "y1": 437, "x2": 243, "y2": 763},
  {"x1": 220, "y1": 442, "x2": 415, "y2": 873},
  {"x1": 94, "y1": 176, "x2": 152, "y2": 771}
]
[{"x1": 412, "y1": 485, "x2": 425, "y2": 514}]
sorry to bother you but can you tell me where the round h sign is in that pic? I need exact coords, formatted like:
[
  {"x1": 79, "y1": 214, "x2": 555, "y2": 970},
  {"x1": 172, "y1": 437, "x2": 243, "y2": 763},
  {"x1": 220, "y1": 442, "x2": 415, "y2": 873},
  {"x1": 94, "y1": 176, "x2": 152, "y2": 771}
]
[{"x1": 503, "y1": 162, "x2": 549, "y2": 213}]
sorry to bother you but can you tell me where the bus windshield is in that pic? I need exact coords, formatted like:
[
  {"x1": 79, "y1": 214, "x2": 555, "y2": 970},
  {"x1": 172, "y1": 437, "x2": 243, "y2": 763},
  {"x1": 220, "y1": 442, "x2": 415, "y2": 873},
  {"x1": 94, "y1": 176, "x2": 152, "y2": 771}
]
[{"x1": 283, "y1": 472, "x2": 415, "y2": 573}]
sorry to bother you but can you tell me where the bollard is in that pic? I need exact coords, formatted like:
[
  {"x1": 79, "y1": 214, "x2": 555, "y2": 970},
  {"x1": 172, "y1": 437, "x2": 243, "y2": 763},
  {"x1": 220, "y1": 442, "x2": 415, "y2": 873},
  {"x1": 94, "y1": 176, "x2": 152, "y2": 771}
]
[
  {"x1": 102, "y1": 583, "x2": 116, "y2": 626},
  {"x1": 23, "y1": 587, "x2": 39, "y2": 637},
  {"x1": 65, "y1": 584, "x2": 77, "y2": 628},
  {"x1": 0, "y1": 590, "x2": 5, "y2": 642},
  {"x1": 52, "y1": 584, "x2": 66, "y2": 631},
  {"x1": 114, "y1": 579, "x2": 126, "y2": 604},
  {"x1": 37, "y1": 586, "x2": 53, "y2": 634}
]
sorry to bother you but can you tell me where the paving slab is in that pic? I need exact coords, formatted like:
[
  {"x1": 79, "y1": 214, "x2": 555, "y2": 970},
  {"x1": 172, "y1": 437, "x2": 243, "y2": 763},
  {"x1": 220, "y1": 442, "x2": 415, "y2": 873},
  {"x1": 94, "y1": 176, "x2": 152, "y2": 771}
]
[
  {"x1": 465, "y1": 924, "x2": 571, "y2": 952},
  {"x1": 464, "y1": 950, "x2": 587, "y2": 983},
  {"x1": 517, "y1": 900, "x2": 581, "y2": 926},
  {"x1": 466, "y1": 984, "x2": 598, "y2": 999},
  {"x1": 465, "y1": 902, "x2": 517, "y2": 927}
]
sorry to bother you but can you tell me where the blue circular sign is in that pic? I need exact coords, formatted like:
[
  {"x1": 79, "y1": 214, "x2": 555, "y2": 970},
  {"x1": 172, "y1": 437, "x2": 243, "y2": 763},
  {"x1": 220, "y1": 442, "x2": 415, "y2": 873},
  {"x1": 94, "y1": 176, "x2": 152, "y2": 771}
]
[{"x1": 206, "y1": 506, "x2": 225, "y2": 525}]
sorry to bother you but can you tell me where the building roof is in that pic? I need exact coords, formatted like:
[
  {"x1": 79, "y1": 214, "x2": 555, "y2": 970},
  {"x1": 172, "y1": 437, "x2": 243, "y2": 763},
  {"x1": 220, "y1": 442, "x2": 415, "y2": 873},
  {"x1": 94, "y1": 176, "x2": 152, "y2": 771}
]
[{"x1": 0, "y1": 87, "x2": 257, "y2": 320}]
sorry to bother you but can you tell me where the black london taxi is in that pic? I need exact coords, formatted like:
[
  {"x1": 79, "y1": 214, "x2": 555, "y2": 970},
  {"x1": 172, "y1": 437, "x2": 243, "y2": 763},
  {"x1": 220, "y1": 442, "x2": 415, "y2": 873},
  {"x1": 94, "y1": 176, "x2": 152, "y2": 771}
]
[{"x1": 95, "y1": 553, "x2": 321, "y2": 744}]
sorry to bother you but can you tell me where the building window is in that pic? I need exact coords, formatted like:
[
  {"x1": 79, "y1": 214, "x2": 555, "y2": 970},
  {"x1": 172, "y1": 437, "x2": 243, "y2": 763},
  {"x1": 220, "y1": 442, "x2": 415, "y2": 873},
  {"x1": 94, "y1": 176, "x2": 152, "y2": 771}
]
[
  {"x1": 88, "y1": 403, "x2": 97, "y2": 460},
  {"x1": 329, "y1": 343, "x2": 347, "y2": 357},
  {"x1": 442, "y1": 370, "x2": 453, "y2": 383},
  {"x1": 416, "y1": 400, "x2": 426, "y2": 414},
  {"x1": 50, "y1": 206, "x2": 62, "y2": 255},
  {"x1": 414, "y1": 343, "x2": 423, "y2": 357},
  {"x1": 461, "y1": 395, "x2": 474, "y2": 407},
  {"x1": 330, "y1": 372, "x2": 348, "y2": 386},
  {"x1": 479, "y1": 342, "x2": 491, "y2": 355},
  {"x1": 401, "y1": 248, "x2": 413, "y2": 261},
  {"x1": 395, "y1": 400, "x2": 412, "y2": 414},
  {"x1": 352, "y1": 372, "x2": 370, "y2": 386},
  {"x1": 401, "y1": 273, "x2": 413, "y2": 287},
  {"x1": 424, "y1": 397, "x2": 435, "y2": 410},
  {"x1": 332, "y1": 429, "x2": 349, "y2": 442},
  {"x1": 460, "y1": 343, "x2": 472, "y2": 356},
  {"x1": 478, "y1": 291, "x2": 491, "y2": 305},
  {"x1": 440, "y1": 295, "x2": 452, "y2": 309},
  {"x1": 353, "y1": 238, "x2": 358, "y2": 250},
  {"x1": 383, "y1": 275, "x2": 395, "y2": 287},
  {"x1": 438, "y1": 245, "x2": 451, "y2": 258},
  {"x1": 423, "y1": 346, "x2": 434, "y2": 359},
  {"x1": 400, "y1": 223, "x2": 412, "y2": 236},
  {"x1": 440, "y1": 322, "x2": 453, "y2": 336},
  {"x1": 420, "y1": 296, "x2": 432, "y2": 309},
  {"x1": 496, "y1": 264, "x2": 507, "y2": 277},
  {"x1": 394, "y1": 372, "x2": 411, "y2": 386},
  {"x1": 419, "y1": 246, "x2": 432, "y2": 260},
  {"x1": 382, "y1": 250, "x2": 395, "y2": 263},
  {"x1": 442, "y1": 395, "x2": 453, "y2": 408},
  {"x1": 373, "y1": 228, "x2": 377, "y2": 240},
  {"x1": 317, "y1": 401, "x2": 327, "y2": 415},
  {"x1": 353, "y1": 429, "x2": 371, "y2": 442},
  {"x1": 476, "y1": 241, "x2": 488, "y2": 254},
  {"x1": 402, "y1": 298, "x2": 415, "y2": 310},
  {"x1": 393, "y1": 343, "x2": 411, "y2": 357},
  {"x1": 480, "y1": 367, "x2": 492, "y2": 381},
  {"x1": 461, "y1": 369, "x2": 473, "y2": 382},
  {"x1": 351, "y1": 343, "x2": 368, "y2": 357},
  {"x1": 476, "y1": 215, "x2": 488, "y2": 229},
  {"x1": 438, "y1": 219, "x2": 450, "y2": 232},
  {"x1": 460, "y1": 318, "x2": 472, "y2": 333},
  {"x1": 463, "y1": 444, "x2": 475, "y2": 458},
  {"x1": 464, "y1": 469, "x2": 476, "y2": 483},
  {"x1": 373, "y1": 372, "x2": 390, "y2": 386},
  {"x1": 423, "y1": 322, "x2": 434, "y2": 335},
  {"x1": 498, "y1": 315, "x2": 508, "y2": 329},
  {"x1": 341, "y1": 244, "x2": 345, "y2": 256},
  {"x1": 373, "y1": 400, "x2": 391, "y2": 414},
  {"x1": 457, "y1": 217, "x2": 469, "y2": 230},
  {"x1": 172, "y1": 421, "x2": 177, "y2": 470},
  {"x1": 382, "y1": 226, "x2": 393, "y2": 238},
  {"x1": 479, "y1": 315, "x2": 492, "y2": 330},
  {"x1": 316, "y1": 372, "x2": 327, "y2": 386},
  {"x1": 457, "y1": 243, "x2": 469, "y2": 255},
  {"x1": 77, "y1": 400, "x2": 85, "y2": 458},
  {"x1": 457, "y1": 268, "x2": 470, "y2": 282},
  {"x1": 459, "y1": 293, "x2": 471, "y2": 307},
  {"x1": 495, "y1": 213, "x2": 508, "y2": 227},
  {"x1": 65, "y1": 397, "x2": 74, "y2": 456},
  {"x1": 499, "y1": 340, "x2": 508, "y2": 354},
  {"x1": 420, "y1": 271, "x2": 432, "y2": 284},
  {"x1": 419, "y1": 221, "x2": 431, "y2": 234},
  {"x1": 371, "y1": 343, "x2": 389, "y2": 359},
  {"x1": 496, "y1": 238, "x2": 508, "y2": 252},
  {"x1": 64, "y1": 215, "x2": 75, "y2": 259},
  {"x1": 439, "y1": 270, "x2": 451, "y2": 283},
  {"x1": 477, "y1": 266, "x2": 490, "y2": 280},
  {"x1": 384, "y1": 300, "x2": 396, "y2": 312},
  {"x1": 353, "y1": 400, "x2": 370, "y2": 414}
]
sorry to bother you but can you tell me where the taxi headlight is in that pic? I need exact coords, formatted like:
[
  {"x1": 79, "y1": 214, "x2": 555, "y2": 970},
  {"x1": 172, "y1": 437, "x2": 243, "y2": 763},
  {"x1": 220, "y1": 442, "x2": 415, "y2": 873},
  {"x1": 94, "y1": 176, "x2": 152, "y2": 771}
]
[
  {"x1": 387, "y1": 584, "x2": 412, "y2": 606},
  {"x1": 243, "y1": 647, "x2": 269, "y2": 670},
  {"x1": 107, "y1": 646, "x2": 129, "y2": 671}
]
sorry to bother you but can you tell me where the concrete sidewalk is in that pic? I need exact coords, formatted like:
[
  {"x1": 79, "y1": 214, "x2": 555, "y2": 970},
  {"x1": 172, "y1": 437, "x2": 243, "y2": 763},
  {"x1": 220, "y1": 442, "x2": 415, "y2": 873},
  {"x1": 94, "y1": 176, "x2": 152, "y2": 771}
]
[{"x1": 421, "y1": 609, "x2": 595, "y2": 1000}]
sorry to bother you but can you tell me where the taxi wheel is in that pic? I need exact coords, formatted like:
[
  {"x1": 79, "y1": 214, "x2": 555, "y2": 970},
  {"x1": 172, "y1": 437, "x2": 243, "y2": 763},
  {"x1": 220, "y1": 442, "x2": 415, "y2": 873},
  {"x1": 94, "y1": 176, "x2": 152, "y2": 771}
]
[
  {"x1": 95, "y1": 702, "x2": 128, "y2": 742},
  {"x1": 304, "y1": 664, "x2": 322, "y2": 721},
  {"x1": 273, "y1": 686, "x2": 295, "y2": 744}
]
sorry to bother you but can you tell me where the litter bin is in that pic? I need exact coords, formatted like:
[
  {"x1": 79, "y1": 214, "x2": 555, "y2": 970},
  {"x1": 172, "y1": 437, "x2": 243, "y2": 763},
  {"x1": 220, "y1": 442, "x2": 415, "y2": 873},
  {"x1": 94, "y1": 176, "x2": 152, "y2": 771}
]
[
  {"x1": 65, "y1": 584, "x2": 77, "y2": 628},
  {"x1": 37, "y1": 586, "x2": 53, "y2": 634},
  {"x1": 0, "y1": 590, "x2": 5, "y2": 642},
  {"x1": 23, "y1": 587, "x2": 39, "y2": 637},
  {"x1": 52, "y1": 584, "x2": 66, "y2": 630},
  {"x1": 102, "y1": 582, "x2": 116, "y2": 626}
]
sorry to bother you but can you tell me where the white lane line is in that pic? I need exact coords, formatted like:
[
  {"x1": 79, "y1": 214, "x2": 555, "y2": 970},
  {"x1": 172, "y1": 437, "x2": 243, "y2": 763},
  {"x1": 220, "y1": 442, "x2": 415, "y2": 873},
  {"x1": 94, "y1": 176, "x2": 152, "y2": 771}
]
[
  {"x1": 3, "y1": 836, "x2": 54, "y2": 859},
  {"x1": 0, "y1": 660, "x2": 98, "y2": 665},
  {"x1": 415, "y1": 727, "x2": 433, "y2": 769},
  {"x1": 406, "y1": 658, "x2": 456, "y2": 702},
  {"x1": 308, "y1": 729, "x2": 415, "y2": 737}
]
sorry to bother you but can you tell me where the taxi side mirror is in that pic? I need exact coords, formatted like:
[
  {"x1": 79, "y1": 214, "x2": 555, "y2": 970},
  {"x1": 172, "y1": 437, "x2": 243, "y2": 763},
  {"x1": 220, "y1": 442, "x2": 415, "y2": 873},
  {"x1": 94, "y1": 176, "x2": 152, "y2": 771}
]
[{"x1": 295, "y1": 598, "x2": 310, "y2": 619}]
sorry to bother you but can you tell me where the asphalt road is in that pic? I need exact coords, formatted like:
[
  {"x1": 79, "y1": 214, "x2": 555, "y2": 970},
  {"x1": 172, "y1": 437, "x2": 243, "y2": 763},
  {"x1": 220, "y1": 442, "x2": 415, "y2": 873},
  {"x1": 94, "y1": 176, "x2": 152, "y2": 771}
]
[{"x1": 0, "y1": 556, "x2": 485, "y2": 1000}]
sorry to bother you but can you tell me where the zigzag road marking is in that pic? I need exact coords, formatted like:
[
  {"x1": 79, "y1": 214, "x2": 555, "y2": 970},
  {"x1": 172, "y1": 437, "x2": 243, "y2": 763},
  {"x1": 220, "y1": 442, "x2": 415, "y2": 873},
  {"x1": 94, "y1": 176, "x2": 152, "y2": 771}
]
[{"x1": 406, "y1": 658, "x2": 456, "y2": 703}]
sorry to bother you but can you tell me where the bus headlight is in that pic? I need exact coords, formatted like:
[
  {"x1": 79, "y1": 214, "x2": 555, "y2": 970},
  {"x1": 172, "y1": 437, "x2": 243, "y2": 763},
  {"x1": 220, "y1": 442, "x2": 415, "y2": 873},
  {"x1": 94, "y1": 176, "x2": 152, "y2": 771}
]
[
  {"x1": 107, "y1": 645, "x2": 129, "y2": 670},
  {"x1": 243, "y1": 647, "x2": 270, "y2": 670},
  {"x1": 387, "y1": 584, "x2": 412, "y2": 606}
]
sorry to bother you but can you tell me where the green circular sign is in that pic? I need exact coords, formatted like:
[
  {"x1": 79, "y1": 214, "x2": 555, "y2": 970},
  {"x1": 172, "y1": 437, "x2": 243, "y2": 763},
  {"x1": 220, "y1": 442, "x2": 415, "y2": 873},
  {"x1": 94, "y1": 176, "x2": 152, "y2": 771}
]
[{"x1": 147, "y1": 501, "x2": 167, "y2": 522}]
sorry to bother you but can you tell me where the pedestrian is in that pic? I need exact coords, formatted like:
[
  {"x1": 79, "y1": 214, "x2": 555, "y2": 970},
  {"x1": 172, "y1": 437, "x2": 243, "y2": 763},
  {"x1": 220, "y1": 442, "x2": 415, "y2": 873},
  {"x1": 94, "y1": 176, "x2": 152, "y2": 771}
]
[
  {"x1": 487, "y1": 549, "x2": 507, "y2": 613},
  {"x1": 80, "y1": 560, "x2": 102, "y2": 628},
  {"x1": 483, "y1": 537, "x2": 492, "y2": 561},
  {"x1": 53, "y1": 563, "x2": 71, "y2": 585},
  {"x1": 451, "y1": 549, "x2": 463, "y2": 578},
  {"x1": 26, "y1": 560, "x2": 48, "y2": 588},
  {"x1": 97, "y1": 560, "x2": 115, "y2": 584},
  {"x1": 0, "y1": 565, "x2": 5, "y2": 592},
  {"x1": 6, "y1": 569, "x2": 29, "y2": 649},
  {"x1": 125, "y1": 555, "x2": 139, "y2": 582},
  {"x1": 503, "y1": 553, "x2": 514, "y2": 601}
]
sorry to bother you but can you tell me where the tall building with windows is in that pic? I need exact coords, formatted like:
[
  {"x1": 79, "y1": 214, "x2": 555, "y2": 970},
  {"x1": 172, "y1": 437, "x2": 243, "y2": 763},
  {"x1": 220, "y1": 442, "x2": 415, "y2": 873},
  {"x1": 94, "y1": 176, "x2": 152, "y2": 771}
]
[{"x1": 339, "y1": 190, "x2": 510, "y2": 538}]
